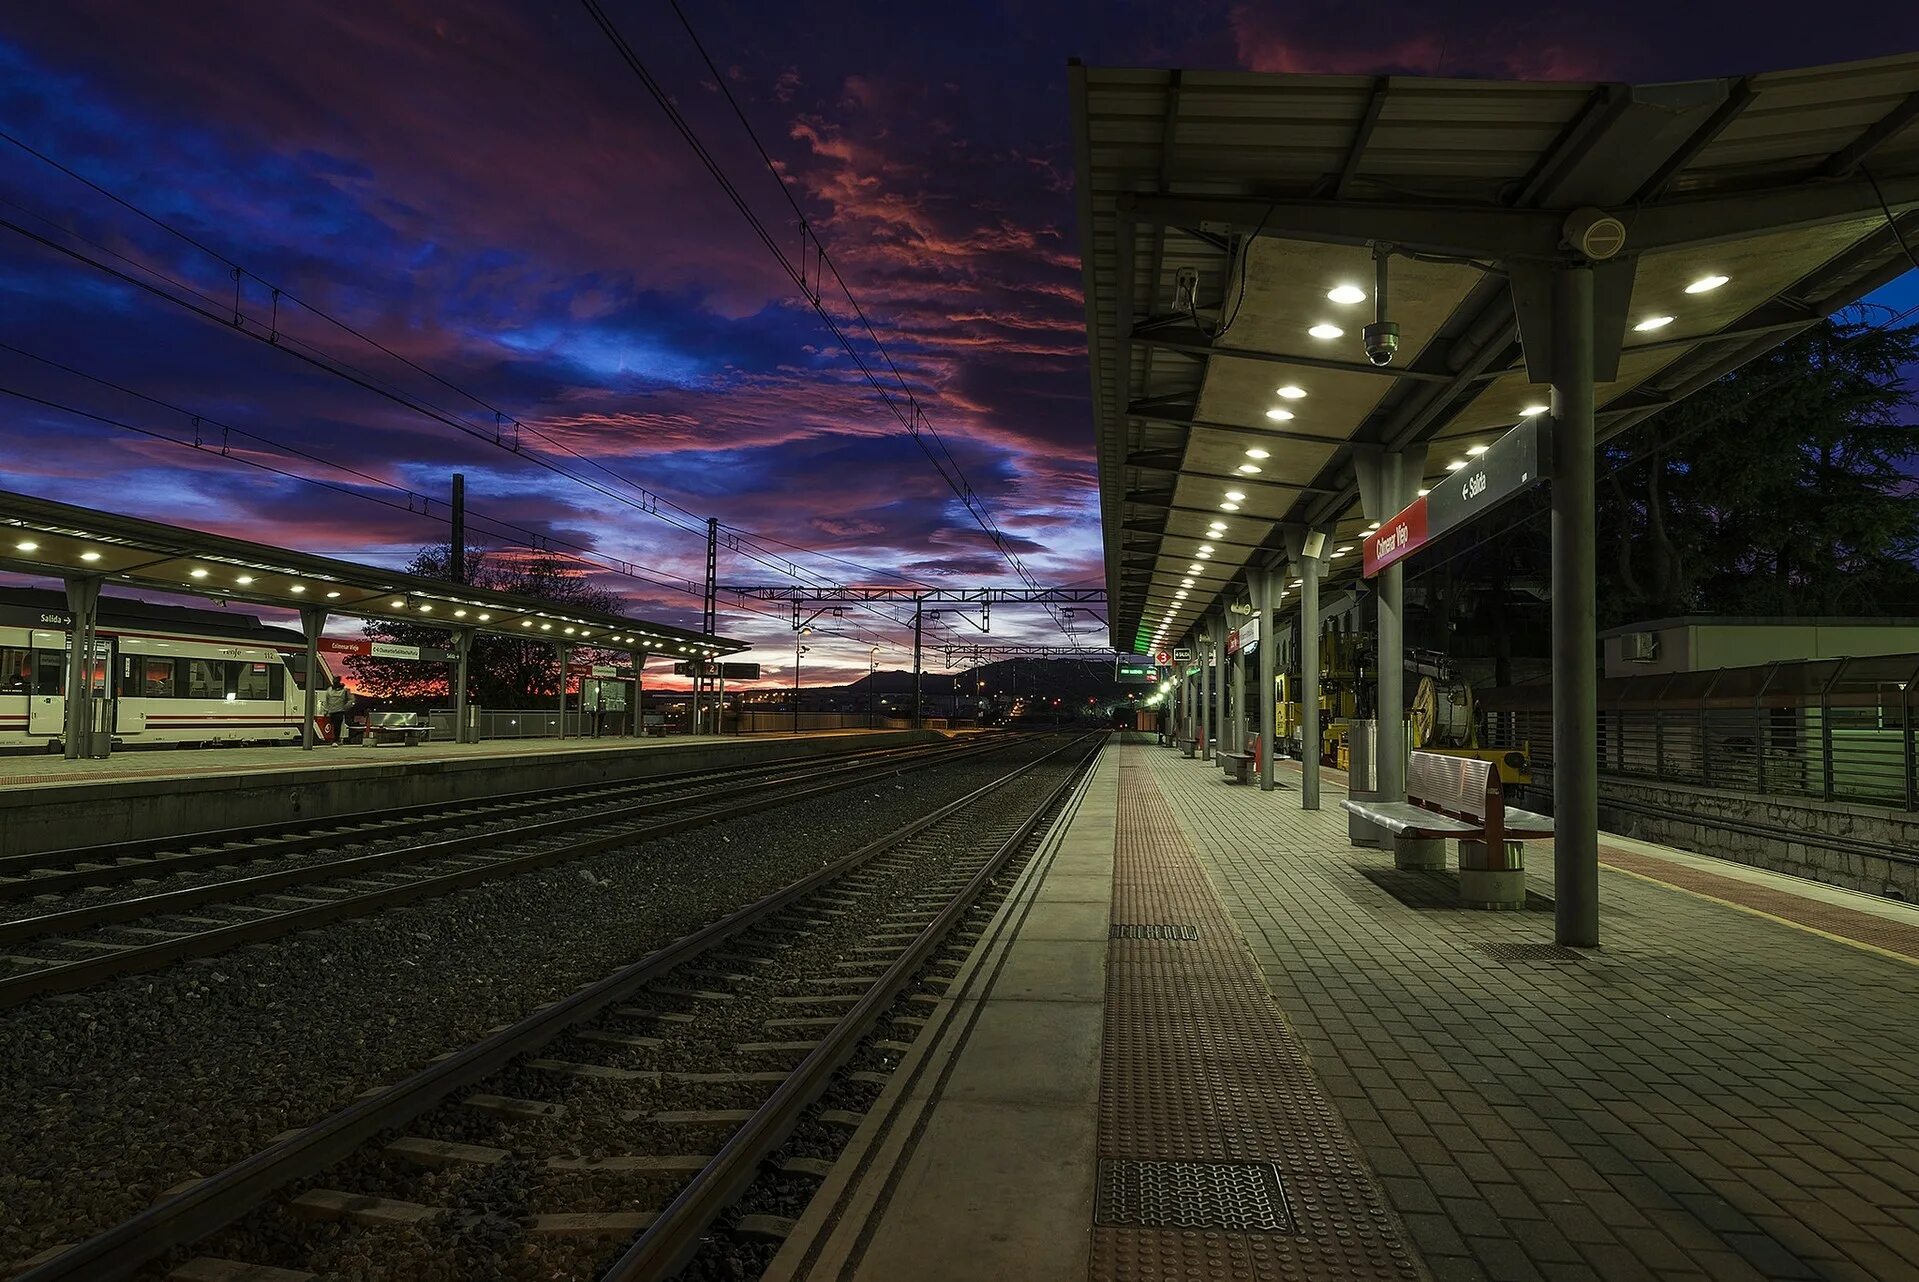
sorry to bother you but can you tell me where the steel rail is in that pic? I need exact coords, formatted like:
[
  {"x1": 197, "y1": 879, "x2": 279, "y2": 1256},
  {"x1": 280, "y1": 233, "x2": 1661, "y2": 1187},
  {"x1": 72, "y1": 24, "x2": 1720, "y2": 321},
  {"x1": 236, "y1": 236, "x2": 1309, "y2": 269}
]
[
  {"x1": 0, "y1": 737, "x2": 948, "y2": 888},
  {"x1": 13, "y1": 733, "x2": 1091, "y2": 1282},
  {"x1": 604, "y1": 733, "x2": 1103, "y2": 1279},
  {"x1": 0, "y1": 740, "x2": 966, "y2": 944},
  {"x1": 0, "y1": 737, "x2": 1009, "y2": 1008}
]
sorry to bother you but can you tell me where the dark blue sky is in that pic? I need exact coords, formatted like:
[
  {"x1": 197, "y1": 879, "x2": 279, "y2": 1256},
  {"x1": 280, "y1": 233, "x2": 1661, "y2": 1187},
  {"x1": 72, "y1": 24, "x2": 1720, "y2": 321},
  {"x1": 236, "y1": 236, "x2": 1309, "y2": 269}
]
[{"x1": 1, "y1": 2, "x2": 1914, "y2": 680}]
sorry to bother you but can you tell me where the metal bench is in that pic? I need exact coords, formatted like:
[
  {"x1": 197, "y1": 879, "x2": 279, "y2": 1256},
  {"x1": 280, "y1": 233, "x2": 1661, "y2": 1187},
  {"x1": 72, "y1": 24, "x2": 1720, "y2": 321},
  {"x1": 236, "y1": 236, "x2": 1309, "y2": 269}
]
[
  {"x1": 1341, "y1": 750, "x2": 1553, "y2": 908},
  {"x1": 355, "y1": 711, "x2": 431, "y2": 747},
  {"x1": 1216, "y1": 749, "x2": 1254, "y2": 784}
]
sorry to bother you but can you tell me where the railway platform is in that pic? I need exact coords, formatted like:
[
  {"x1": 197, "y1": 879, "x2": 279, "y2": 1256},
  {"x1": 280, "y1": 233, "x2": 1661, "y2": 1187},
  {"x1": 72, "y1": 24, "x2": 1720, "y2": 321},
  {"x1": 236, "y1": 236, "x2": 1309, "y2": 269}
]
[
  {"x1": 0, "y1": 730, "x2": 940, "y2": 857},
  {"x1": 772, "y1": 736, "x2": 1919, "y2": 1282}
]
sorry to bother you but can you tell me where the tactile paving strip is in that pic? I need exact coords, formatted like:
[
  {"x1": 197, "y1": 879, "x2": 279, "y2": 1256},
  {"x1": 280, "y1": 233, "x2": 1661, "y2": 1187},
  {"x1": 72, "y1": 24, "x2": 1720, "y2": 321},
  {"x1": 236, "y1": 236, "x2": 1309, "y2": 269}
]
[{"x1": 1092, "y1": 752, "x2": 1424, "y2": 1282}]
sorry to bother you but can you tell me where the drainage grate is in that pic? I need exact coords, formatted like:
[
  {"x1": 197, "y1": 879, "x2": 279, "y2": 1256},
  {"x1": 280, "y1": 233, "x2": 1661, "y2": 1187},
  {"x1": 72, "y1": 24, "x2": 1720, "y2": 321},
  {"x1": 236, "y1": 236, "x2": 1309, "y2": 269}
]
[
  {"x1": 1473, "y1": 941, "x2": 1585, "y2": 962},
  {"x1": 1096, "y1": 1159, "x2": 1295, "y2": 1232},
  {"x1": 1109, "y1": 923, "x2": 1200, "y2": 940}
]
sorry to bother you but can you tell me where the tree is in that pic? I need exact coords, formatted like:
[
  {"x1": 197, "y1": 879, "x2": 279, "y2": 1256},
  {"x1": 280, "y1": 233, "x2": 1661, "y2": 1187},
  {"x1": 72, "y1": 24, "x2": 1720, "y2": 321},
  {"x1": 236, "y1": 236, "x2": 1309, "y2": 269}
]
[
  {"x1": 1598, "y1": 312, "x2": 1919, "y2": 624},
  {"x1": 348, "y1": 545, "x2": 625, "y2": 707}
]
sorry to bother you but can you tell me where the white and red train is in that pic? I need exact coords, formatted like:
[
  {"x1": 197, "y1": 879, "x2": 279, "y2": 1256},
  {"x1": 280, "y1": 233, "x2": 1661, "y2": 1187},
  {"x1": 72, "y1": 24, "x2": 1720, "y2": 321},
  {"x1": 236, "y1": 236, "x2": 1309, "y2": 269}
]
[{"x1": 0, "y1": 588, "x2": 333, "y2": 751}]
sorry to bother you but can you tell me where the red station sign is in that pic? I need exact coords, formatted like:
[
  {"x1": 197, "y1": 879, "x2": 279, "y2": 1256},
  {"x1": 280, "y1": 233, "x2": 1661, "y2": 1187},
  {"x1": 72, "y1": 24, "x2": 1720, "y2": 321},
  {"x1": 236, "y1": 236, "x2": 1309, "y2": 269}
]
[{"x1": 1362, "y1": 494, "x2": 1430, "y2": 577}]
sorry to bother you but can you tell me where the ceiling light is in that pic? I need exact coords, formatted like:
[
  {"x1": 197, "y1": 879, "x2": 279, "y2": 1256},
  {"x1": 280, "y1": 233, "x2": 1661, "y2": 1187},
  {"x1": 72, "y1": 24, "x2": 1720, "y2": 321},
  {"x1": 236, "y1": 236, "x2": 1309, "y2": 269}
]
[
  {"x1": 1634, "y1": 315, "x2": 1675, "y2": 332},
  {"x1": 453, "y1": 609, "x2": 466, "y2": 618},
  {"x1": 1446, "y1": 460, "x2": 1467, "y2": 471},
  {"x1": 1290, "y1": 579, "x2": 1304, "y2": 588},
  {"x1": 1327, "y1": 284, "x2": 1367, "y2": 305},
  {"x1": 1196, "y1": 550, "x2": 1212, "y2": 559},
  {"x1": 1308, "y1": 323, "x2": 1343, "y2": 340},
  {"x1": 1238, "y1": 464, "x2": 1261, "y2": 474},
  {"x1": 1520, "y1": 404, "x2": 1549, "y2": 416},
  {"x1": 1417, "y1": 488, "x2": 1430, "y2": 497},
  {"x1": 1275, "y1": 385, "x2": 1307, "y2": 400},
  {"x1": 79, "y1": 551, "x2": 102, "y2": 563},
  {"x1": 1199, "y1": 543, "x2": 1215, "y2": 553},
  {"x1": 14, "y1": 540, "x2": 38, "y2": 553},
  {"x1": 418, "y1": 604, "x2": 432, "y2": 613},
  {"x1": 521, "y1": 620, "x2": 533, "y2": 628},
  {"x1": 1180, "y1": 578, "x2": 1194, "y2": 587},
  {"x1": 235, "y1": 575, "x2": 254, "y2": 586},
  {"x1": 390, "y1": 599, "x2": 405, "y2": 608},
  {"x1": 1335, "y1": 545, "x2": 1352, "y2": 553},
  {"x1": 1365, "y1": 522, "x2": 1380, "y2": 532},
  {"x1": 540, "y1": 623, "x2": 552, "y2": 631},
  {"x1": 478, "y1": 612, "x2": 491, "y2": 622},
  {"x1": 1467, "y1": 444, "x2": 1488, "y2": 456},
  {"x1": 1225, "y1": 491, "x2": 1245, "y2": 502},
  {"x1": 1685, "y1": 274, "x2": 1729, "y2": 293},
  {"x1": 289, "y1": 584, "x2": 306, "y2": 594},
  {"x1": 1265, "y1": 408, "x2": 1295, "y2": 422},
  {"x1": 1174, "y1": 590, "x2": 1188, "y2": 598},
  {"x1": 326, "y1": 591, "x2": 342, "y2": 599},
  {"x1": 1219, "y1": 502, "x2": 1240, "y2": 511},
  {"x1": 189, "y1": 567, "x2": 209, "y2": 579},
  {"x1": 1245, "y1": 448, "x2": 1270, "y2": 460}
]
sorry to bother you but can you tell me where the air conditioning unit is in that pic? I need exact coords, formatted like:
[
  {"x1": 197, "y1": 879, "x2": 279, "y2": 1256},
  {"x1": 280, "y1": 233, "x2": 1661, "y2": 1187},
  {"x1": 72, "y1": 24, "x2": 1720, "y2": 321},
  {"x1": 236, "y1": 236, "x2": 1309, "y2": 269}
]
[{"x1": 1621, "y1": 631, "x2": 1659, "y2": 663}]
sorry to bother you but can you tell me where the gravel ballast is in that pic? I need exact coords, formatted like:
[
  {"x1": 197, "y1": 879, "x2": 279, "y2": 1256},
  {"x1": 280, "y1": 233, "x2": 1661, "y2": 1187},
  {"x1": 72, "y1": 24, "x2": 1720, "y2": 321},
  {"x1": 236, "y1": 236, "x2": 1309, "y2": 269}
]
[{"x1": 0, "y1": 737, "x2": 1067, "y2": 1272}]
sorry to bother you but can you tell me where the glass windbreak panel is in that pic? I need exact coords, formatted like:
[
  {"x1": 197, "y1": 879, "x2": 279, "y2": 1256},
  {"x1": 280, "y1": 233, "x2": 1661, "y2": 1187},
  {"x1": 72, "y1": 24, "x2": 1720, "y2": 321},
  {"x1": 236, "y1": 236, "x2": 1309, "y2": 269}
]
[
  {"x1": 1, "y1": 647, "x2": 30, "y2": 694},
  {"x1": 186, "y1": 659, "x2": 225, "y2": 699},
  {"x1": 232, "y1": 661, "x2": 275, "y2": 701},
  {"x1": 33, "y1": 651, "x2": 64, "y2": 695}
]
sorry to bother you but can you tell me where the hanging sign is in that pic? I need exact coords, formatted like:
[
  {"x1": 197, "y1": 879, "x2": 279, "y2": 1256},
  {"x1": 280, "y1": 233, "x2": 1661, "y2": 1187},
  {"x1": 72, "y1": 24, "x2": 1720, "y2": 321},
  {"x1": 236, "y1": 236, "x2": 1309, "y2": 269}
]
[
  {"x1": 1225, "y1": 629, "x2": 1241, "y2": 658},
  {"x1": 1154, "y1": 649, "x2": 1172, "y2": 666},
  {"x1": 1237, "y1": 616, "x2": 1259, "y2": 655},
  {"x1": 1362, "y1": 494, "x2": 1430, "y2": 577},
  {"x1": 1173, "y1": 646, "x2": 1193, "y2": 662},
  {"x1": 319, "y1": 638, "x2": 458, "y2": 662},
  {"x1": 1426, "y1": 416, "x2": 1551, "y2": 537},
  {"x1": 1115, "y1": 655, "x2": 1158, "y2": 684}
]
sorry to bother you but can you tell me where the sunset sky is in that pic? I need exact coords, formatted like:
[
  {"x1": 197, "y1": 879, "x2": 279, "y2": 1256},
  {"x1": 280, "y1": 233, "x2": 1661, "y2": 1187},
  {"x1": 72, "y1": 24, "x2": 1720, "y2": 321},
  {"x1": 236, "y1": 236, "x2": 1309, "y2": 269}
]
[{"x1": 3, "y1": 3, "x2": 1915, "y2": 684}]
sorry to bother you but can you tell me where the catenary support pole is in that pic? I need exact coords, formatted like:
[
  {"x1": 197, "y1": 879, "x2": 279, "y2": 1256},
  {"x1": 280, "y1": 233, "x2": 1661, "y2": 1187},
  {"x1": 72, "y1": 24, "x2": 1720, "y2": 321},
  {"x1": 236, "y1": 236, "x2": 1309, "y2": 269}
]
[
  {"x1": 911, "y1": 601, "x2": 924, "y2": 730},
  {"x1": 299, "y1": 606, "x2": 327, "y2": 750},
  {"x1": 632, "y1": 652, "x2": 645, "y2": 737},
  {"x1": 1256, "y1": 566, "x2": 1278, "y2": 792},
  {"x1": 1552, "y1": 262, "x2": 1601, "y2": 948},
  {"x1": 555, "y1": 643, "x2": 569, "y2": 740},
  {"x1": 449, "y1": 473, "x2": 465, "y2": 585}
]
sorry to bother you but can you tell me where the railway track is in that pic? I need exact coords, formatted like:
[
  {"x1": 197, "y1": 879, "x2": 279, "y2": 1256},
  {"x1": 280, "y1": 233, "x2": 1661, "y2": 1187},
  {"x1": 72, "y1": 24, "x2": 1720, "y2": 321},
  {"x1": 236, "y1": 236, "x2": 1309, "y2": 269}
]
[
  {"x1": 13, "y1": 731, "x2": 1100, "y2": 1282},
  {"x1": 0, "y1": 736, "x2": 1010, "y2": 1008}
]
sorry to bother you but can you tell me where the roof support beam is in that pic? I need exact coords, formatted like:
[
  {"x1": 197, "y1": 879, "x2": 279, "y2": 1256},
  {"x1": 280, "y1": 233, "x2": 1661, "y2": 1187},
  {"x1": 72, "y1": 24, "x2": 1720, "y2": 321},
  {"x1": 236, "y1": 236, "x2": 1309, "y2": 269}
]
[
  {"x1": 1631, "y1": 78, "x2": 1756, "y2": 204},
  {"x1": 1330, "y1": 76, "x2": 1389, "y2": 200},
  {"x1": 1122, "y1": 193, "x2": 1563, "y2": 260},
  {"x1": 1127, "y1": 407, "x2": 1343, "y2": 449},
  {"x1": 1632, "y1": 174, "x2": 1919, "y2": 250},
  {"x1": 1821, "y1": 90, "x2": 1919, "y2": 179},
  {"x1": 1130, "y1": 326, "x2": 1456, "y2": 381}
]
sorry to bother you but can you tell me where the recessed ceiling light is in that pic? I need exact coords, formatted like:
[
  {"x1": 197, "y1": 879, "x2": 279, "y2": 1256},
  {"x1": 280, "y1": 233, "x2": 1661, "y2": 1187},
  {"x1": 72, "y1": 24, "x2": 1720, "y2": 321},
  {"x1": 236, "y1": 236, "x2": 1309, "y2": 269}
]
[
  {"x1": 235, "y1": 575, "x2": 254, "y2": 586},
  {"x1": 1634, "y1": 315, "x2": 1675, "y2": 332},
  {"x1": 1180, "y1": 578, "x2": 1194, "y2": 587},
  {"x1": 1188, "y1": 563, "x2": 1203, "y2": 573},
  {"x1": 14, "y1": 540, "x2": 38, "y2": 553},
  {"x1": 1290, "y1": 579, "x2": 1304, "y2": 588},
  {"x1": 1225, "y1": 491, "x2": 1245, "y2": 502},
  {"x1": 1199, "y1": 544, "x2": 1215, "y2": 553},
  {"x1": 1219, "y1": 502, "x2": 1240, "y2": 511},
  {"x1": 1196, "y1": 550, "x2": 1212, "y2": 559},
  {"x1": 79, "y1": 551, "x2": 102, "y2": 563},
  {"x1": 478, "y1": 612, "x2": 490, "y2": 621},
  {"x1": 1335, "y1": 545, "x2": 1353, "y2": 554},
  {"x1": 1365, "y1": 522, "x2": 1381, "y2": 532},
  {"x1": 1685, "y1": 274, "x2": 1729, "y2": 293},
  {"x1": 1417, "y1": 488, "x2": 1430, "y2": 497},
  {"x1": 1238, "y1": 464, "x2": 1261, "y2": 474},
  {"x1": 1265, "y1": 408, "x2": 1295, "y2": 422},
  {"x1": 1175, "y1": 590, "x2": 1188, "y2": 598},
  {"x1": 1245, "y1": 448, "x2": 1270, "y2": 460},
  {"x1": 540, "y1": 623, "x2": 552, "y2": 631},
  {"x1": 1308, "y1": 323, "x2": 1343, "y2": 340},
  {"x1": 1520, "y1": 404, "x2": 1549, "y2": 416},
  {"x1": 289, "y1": 584, "x2": 306, "y2": 593},
  {"x1": 1275, "y1": 385, "x2": 1307, "y2": 400},
  {"x1": 1467, "y1": 444, "x2": 1488, "y2": 456},
  {"x1": 390, "y1": 598, "x2": 405, "y2": 608},
  {"x1": 453, "y1": 609, "x2": 466, "y2": 618},
  {"x1": 1446, "y1": 460, "x2": 1467, "y2": 471},
  {"x1": 1326, "y1": 284, "x2": 1367, "y2": 305},
  {"x1": 418, "y1": 604, "x2": 433, "y2": 613},
  {"x1": 326, "y1": 590, "x2": 342, "y2": 599},
  {"x1": 189, "y1": 567, "x2": 209, "y2": 579}
]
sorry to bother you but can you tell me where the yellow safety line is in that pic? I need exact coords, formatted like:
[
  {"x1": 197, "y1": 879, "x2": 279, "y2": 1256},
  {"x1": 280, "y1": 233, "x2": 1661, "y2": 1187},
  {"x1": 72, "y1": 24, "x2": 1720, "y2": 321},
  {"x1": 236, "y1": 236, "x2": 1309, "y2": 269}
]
[{"x1": 1600, "y1": 859, "x2": 1919, "y2": 968}]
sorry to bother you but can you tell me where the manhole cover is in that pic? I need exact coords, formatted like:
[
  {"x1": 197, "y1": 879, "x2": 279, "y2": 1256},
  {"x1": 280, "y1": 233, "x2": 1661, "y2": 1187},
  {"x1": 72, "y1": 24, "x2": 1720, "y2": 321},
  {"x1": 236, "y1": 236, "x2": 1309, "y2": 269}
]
[
  {"x1": 1095, "y1": 1160, "x2": 1295, "y2": 1232},
  {"x1": 1109, "y1": 923, "x2": 1200, "y2": 940},
  {"x1": 1473, "y1": 941, "x2": 1585, "y2": 962}
]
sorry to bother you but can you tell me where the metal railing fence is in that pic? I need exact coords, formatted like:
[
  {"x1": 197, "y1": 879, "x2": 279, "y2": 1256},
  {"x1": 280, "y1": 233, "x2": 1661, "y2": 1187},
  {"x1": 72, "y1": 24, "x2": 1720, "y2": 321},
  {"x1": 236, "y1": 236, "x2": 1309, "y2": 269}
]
[{"x1": 1480, "y1": 654, "x2": 1919, "y2": 811}]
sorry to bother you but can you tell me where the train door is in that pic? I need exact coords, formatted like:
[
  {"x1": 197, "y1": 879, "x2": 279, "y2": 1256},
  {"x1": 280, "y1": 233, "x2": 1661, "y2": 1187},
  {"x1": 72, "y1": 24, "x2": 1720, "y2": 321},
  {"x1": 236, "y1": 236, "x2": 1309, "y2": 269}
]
[{"x1": 25, "y1": 637, "x2": 115, "y2": 739}]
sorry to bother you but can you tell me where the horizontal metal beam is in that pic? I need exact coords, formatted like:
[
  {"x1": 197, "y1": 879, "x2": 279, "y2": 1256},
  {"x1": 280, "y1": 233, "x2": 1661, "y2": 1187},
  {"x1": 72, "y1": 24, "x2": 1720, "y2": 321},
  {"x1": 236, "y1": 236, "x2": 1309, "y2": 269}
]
[
  {"x1": 1632, "y1": 174, "x2": 1919, "y2": 250},
  {"x1": 1127, "y1": 407, "x2": 1345, "y2": 450},
  {"x1": 1130, "y1": 326, "x2": 1457, "y2": 382},
  {"x1": 720, "y1": 586, "x2": 1106, "y2": 604},
  {"x1": 1121, "y1": 193, "x2": 1563, "y2": 260}
]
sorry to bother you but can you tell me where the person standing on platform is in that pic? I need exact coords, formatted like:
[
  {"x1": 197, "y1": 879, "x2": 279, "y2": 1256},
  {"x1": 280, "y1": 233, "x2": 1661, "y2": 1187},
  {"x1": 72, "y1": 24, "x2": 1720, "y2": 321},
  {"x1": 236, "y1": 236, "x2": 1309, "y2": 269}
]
[{"x1": 328, "y1": 677, "x2": 354, "y2": 746}]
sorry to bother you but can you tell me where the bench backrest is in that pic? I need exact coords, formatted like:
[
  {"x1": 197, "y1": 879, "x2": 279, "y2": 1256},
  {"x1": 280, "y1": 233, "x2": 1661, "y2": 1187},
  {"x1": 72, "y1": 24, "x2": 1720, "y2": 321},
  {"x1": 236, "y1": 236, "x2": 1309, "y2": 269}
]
[
  {"x1": 366, "y1": 711, "x2": 426, "y2": 728},
  {"x1": 1406, "y1": 751, "x2": 1504, "y2": 846}
]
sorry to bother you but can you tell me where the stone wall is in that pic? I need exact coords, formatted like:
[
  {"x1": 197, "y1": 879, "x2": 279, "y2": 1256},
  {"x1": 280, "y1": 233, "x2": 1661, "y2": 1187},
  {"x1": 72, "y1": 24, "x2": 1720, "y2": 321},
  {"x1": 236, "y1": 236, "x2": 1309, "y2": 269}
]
[{"x1": 1524, "y1": 766, "x2": 1919, "y2": 900}]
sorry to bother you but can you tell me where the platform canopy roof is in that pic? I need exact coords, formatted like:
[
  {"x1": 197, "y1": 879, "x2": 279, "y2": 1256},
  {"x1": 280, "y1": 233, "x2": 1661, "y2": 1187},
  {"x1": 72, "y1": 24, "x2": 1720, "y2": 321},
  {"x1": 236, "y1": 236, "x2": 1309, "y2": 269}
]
[
  {"x1": 0, "y1": 488, "x2": 744, "y2": 657},
  {"x1": 1072, "y1": 54, "x2": 1919, "y2": 652}
]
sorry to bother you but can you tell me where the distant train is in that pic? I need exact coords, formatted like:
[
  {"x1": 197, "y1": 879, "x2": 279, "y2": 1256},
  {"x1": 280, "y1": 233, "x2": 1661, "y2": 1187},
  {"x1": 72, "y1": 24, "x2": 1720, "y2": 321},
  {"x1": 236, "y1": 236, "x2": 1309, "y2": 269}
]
[{"x1": 0, "y1": 587, "x2": 333, "y2": 751}]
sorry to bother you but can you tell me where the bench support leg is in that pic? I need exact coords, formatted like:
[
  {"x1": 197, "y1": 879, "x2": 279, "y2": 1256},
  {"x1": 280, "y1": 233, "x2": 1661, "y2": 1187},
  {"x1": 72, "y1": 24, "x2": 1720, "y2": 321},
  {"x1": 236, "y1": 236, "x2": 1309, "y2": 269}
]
[
  {"x1": 1458, "y1": 839, "x2": 1527, "y2": 910},
  {"x1": 1392, "y1": 835, "x2": 1446, "y2": 870}
]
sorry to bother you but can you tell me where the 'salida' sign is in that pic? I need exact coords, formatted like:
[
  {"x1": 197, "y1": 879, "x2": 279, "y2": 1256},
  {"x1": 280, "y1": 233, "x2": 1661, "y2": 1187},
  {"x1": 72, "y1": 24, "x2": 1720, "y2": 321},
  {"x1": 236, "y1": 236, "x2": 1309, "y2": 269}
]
[{"x1": 1364, "y1": 416, "x2": 1552, "y2": 577}]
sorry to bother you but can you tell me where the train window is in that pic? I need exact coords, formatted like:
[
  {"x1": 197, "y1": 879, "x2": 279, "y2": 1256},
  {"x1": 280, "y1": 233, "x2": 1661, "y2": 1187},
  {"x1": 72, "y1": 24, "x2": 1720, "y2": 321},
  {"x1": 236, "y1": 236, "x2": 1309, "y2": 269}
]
[
  {"x1": 232, "y1": 661, "x2": 276, "y2": 701},
  {"x1": 283, "y1": 652, "x2": 327, "y2": 690},
  {"x1": 1, "y1": 647, "x2": 30, "y2": 695},
  {"x1": 186, "y1": 659, "x2": 224, "y2": 700},
  {"x1": 33, "y1": 651, "x2": 64, "y2": 696},
  {"x1": 138, "y1": 657, "x2": 180, "y2": 698}
]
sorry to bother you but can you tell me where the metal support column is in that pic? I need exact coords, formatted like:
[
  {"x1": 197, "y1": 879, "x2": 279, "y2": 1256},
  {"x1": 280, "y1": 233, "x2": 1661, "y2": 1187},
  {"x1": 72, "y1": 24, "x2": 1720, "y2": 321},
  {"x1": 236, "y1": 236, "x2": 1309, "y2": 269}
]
[
  {"x1": 62, "y1": 575, "x2": 104, "y2": 760},
  {"x1": 1199, "y1": 623, "x2": 1213, "y2": 761},
  {"x1": 555, "y1": 643, "x2": 569, "y2": 740},
  {"x1": 1551, "y1": 262, "x2": 1600, "y2": 948},
  {"x1": 911, "y1": 601, "x2": 924, "y2": 730},
  {"x1": 632, "y1": 652, "x2": 645, "y2": 738},
  {"x1": 452, "y1": 627, "x2": 474, "y2": 744},
  {"x1": 1254, "y1": 566, "x2": 1278, "y2": 792},
  {"x1": 299, "y1": 606, "x2": 327, "y2": 750},
  {"x1": 1211, "y1": 612, "x2": 1227, "y2": 762}
]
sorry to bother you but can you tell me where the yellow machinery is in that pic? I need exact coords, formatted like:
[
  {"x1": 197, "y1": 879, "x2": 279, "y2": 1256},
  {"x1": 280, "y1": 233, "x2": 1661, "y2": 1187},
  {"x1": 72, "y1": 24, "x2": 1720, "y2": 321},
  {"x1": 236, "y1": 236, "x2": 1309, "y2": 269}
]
[{"x1": 1411, "y1": 673, "x2": 1531, "y2": 784}]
